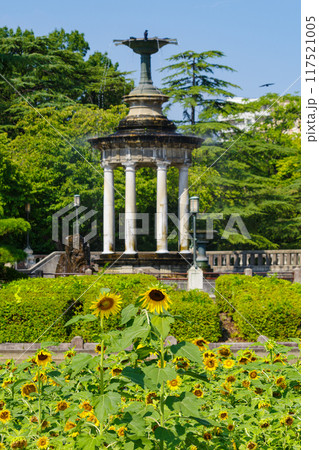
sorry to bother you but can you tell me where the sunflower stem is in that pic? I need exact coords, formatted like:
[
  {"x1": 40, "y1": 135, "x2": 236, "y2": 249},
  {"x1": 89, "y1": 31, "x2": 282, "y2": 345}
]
[
  {"x1": 100, "y1": 317, "x2": 105, "y2": 396},
  {"x1": 159, "y1": 336, "x2": 165, "y2": 450},
  {"x1": 37, "y1": 370, "x2": 42, "y2": 433}
]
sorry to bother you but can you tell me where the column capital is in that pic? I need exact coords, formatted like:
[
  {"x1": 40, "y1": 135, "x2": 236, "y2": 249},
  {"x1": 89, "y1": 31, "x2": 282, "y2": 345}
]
[
  {"x1": 122, "y1": 160, "x2": 136, "y2": 169},
  {"x1": 157, "y1": 161, "x2": 170, "y2": 170},
  {"x1": 178, "y1": 163, "x2": 191, "y2": 170},
  {"x1": 101, "y1": 161, "x2": 115, "y2": 170}
]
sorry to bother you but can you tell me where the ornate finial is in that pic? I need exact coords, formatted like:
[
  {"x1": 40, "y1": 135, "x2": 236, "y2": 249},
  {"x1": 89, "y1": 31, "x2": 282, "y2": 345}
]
[{"x1": 144, "y1": 30, "x2": 148, "y2": 41}]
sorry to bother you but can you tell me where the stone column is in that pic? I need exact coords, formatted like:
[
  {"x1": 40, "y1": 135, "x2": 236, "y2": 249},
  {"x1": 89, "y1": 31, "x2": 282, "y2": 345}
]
[
  {"x1": 101, "y1": 161, "x2": 115, "y2": 254},
  {"x1": 156, "y1": 161, "x2": 170, "y2": 253},
  {"x1": 123, "y1": 161, "x2": 137, "y2": 254},
  {"x1": 178, "y1": 164, "x2": 190, "y2": 252}
]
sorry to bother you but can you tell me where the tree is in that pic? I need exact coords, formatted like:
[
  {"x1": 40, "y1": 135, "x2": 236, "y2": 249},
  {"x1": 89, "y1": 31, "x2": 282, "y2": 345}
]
[
  {"x1": 187, "y1": 94, "x2": 301, "y2": 249},
  {"x1": 0, "y1": 27, "x2": 133, "y2": 136},
  {"x1": 0, "y1": 133, "x2": 30, "y2": 262},
  {"x1": 159, "y1": 50, "x2": 240, "y2": 135}
]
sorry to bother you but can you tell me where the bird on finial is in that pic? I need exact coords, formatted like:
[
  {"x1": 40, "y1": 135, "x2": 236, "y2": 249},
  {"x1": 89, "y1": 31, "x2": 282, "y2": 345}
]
[{"x1": 144, "y1": 30, "x2": 148, "y2": 40}]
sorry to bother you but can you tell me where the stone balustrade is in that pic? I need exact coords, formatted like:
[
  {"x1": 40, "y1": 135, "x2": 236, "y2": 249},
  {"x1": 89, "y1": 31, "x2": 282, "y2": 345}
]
[{"x1": 206, "y1": 249, "x2": 301, "y2": 273}]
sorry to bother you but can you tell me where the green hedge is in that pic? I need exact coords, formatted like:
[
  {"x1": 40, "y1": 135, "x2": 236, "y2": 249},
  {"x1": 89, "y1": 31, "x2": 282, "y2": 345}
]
[
  {"x1": 215, "y1": 274, "x2": 301, "y2": 341},
  {"x1": 0, "y1": 275, "x2": 221, "y2": 343},
  {"x1": 0, "y1": 265, "x2": 28, "y2": 284}
]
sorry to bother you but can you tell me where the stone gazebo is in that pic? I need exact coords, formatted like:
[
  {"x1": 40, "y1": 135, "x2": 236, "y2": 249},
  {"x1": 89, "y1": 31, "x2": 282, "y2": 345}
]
[{"x1": 89, "y1": 35, "x2": 203, "y2": 271}]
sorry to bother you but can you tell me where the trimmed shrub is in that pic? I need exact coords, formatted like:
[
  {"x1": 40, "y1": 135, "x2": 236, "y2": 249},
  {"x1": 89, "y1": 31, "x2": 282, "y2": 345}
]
[
  {"x1": 169, "y1": 289, "x2": 221, "y2": 342},
  {"x1": 70, "y1": 280, "x2": 221, "y2": 343},
  {"x1": 0, "y1": 277, "x2": 84, "y2": 342},
  {"x1": 215, "y1": 274, "x2": 301, "y2": 341},
  {"x1": 0, "y1": 274, "x2": 221, "y2": 343},
  {"x1": 0, "y1": 265, "x2": 28, "y2": 284}
]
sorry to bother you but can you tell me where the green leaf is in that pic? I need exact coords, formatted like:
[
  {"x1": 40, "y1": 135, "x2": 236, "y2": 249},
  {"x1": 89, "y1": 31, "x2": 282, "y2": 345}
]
[
  {"x1": 151, "y1": 315, "x2": 175, "y2": 340},
  {"x1": 143, "y1": 365, "x2": 177, "y2": 389},
  {"x1": 122, "y1": 366, "x2": 146, "y2": 388},
  {"x1": 69, "y1": 353, "x2": 92, "y2": 376},
  {"x1": 154, "y1": 427, "x2": 177, "y2": 443},
  {"x1": 120, "y1": 304, "x2": 139, "y2": 326},
  {"x1": 64, "y1": 314, "x2": 97, "y2": 327},
  {"x1": 170, "y1": 342, "x2": 203, "y2": 364},
  {"x1": 93, "y1": 392, "x2": 121, "y2": 423}
]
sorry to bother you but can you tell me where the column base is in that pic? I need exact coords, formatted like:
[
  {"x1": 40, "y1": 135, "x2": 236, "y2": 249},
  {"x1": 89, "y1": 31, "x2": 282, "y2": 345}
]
[
  {"x1": 156, "y1": 249, "x2": 169, "y2": 254},
  {"x1": 179, "y1": 250, "x2": 191, "y2": 254},
  {"x1": 101, "y1": 251, "x2": 115, "y2": 255},
  {"x1": 124, "y1": 250, "x2": 137, "y2": 255}
]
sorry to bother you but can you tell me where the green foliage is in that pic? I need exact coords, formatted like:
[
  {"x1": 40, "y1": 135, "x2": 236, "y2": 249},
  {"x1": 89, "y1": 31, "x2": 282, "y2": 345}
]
[
  {"x1": 160, "y1": 50, "x2": 239, "y2": 134},
  {"x1": 169, "y1": 290, "x2": 221, "y2": 342},
  {"x1": 0, "y1": 265, "x2": 27, "y2": 283},
  {"x1": 215, "y1": 274, "x2": 301, "y2": 341},
  {"x1": 0, "y1": 275, "x2": 221, "y2": 343},
  {"x1": 0, "y1": 300, "x2": 301, "y2": 449},
  {"x1": 0, "y1": 277, "x2": 82, "y2": 342}
]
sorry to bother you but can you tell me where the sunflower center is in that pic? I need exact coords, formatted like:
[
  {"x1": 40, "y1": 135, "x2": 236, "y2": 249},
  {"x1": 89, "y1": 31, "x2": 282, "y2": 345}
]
[
  {"x1": 38, "y1": 354, "x2": 48, "y2": 361},
  {"x1": 149, "y1": 290, "x2": 165, "y2": 302},
  {"x1": 1, "y1": 411, "x2": 9, "y2": 419},
  {"x1": 98, "y1": 297, "x2": 115, "y2": 310},
  {"x1": 170, "y1": 379, "x2": 178, "y2": 386}
]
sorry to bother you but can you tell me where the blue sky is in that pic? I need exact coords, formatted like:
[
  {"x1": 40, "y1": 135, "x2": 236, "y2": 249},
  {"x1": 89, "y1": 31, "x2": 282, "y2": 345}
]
[{"x1": 2, "y1": 0, "x2": 300, "y2": 120}]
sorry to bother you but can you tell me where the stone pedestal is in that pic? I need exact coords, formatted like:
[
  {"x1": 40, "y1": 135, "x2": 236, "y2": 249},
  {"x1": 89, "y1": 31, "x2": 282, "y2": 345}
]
[
  {"x1": 24, "y1": 247, "x2": 35, "y2": 268},
  {"x1": 244, "y1": 268, "x2": 253, "y2": 276},
  {"x1": 187, "y1": 266, "x2": 204, "y2": 291},
  {"x1": 293, "y1": 267, "x2": 301, "y2": 283}
]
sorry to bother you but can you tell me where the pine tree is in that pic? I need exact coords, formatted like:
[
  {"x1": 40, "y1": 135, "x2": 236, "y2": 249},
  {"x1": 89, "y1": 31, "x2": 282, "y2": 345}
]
[{"x1": 159, "y1": 50, "x2": 240, "y2": 135}]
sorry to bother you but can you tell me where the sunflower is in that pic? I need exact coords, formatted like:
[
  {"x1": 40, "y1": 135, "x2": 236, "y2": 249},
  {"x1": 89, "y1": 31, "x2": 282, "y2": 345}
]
[
  {"x1": 64, "y1": 349, "x2": 76, "y2": 359},
  {"x1": 221, "y1": 381, "x2": 233, "y2": 395},
  {"x1": 95, "y1": 344, "x2": 102, "y2": 354},
  {"x1": 217, "y1": 346, "x2": 232, "y2": 358},
  {"x1": 41, "y1": 420, "x2": 50, "y2": 430},
  {"x1": 226, "y1": 375, "x2": 236, "y2": 383},
  {"x1": 30, "y1": 415, "x2": 38, "y2": 423},
  {"x1": 0, "y1": 409, "x2": 11, "y2": 423},
  {"x1": 64, "y1": 421, "x2": 76, "y2": 432},
  {"x1": 71, "y1": 432, "x2": 79, "y2": 438},
  {"x1": 111, "y1": 367, "x2": 123, "y2": 377},
  {"x1": 227, "y1": 423, "x2": 235, "y2": 431},
  {"x1": 167, "y1": 376, "x2": 182, "y2": 391},
  {"x1": 0, "y1": 444, "x2": 5, "y2": 449},
  {"x1": 36, "y1": 437, "x2": 49, "y2": 449},
  {"x1": 157, "y1": 360, "x2": 166, "y2": 368},
  {"x1": 275, "y1": 376, "x2": 286, "y2": 387},
  {"x1": 35, "y1": 350, "x2": 52, "y2": 368},
  {"x1": 280, "y1": 416, "x2": 294, "y2": 427},
  {"x1": 21, "y1": 382, "x2": 38, "y2": 399},
  {"x1": 238, "y1": 356, "x2": 248, "y2": 365},
  {"x1": 189, "y1": 446, "x2": 197, "y2": 450},
  {"x1": 203, "y1": 350, "x2": 215, "y2": 359},
  {"x1": 173, "y1": 356, "x2": 190, "y2": 370},
  {"x1": 247, "y1": 443, "x2": 257, "y2": 450},
  {"x1": 140, "y1": 288, "x2": 171, "y2": 314},
  {"x1": 218, "y1": 411, "x2": 228, "y2": 420},
  {"x1": 10, "y1": 437, "x2": 28, "y2": 449},
  {"x1": 203, "y1": 432, "x2": 212, "y2": 440},
  {"x1": 260, "y1": 420, "x2": 270, "y2": 429},
  {"x1": 203, "y1": 356, "x2": 218, "y2": 371},
  {"x1": 0, "y1": 400, "x2": 5, "y2": 410},
  {"x1": 242, "y1": 380, "x2": 250, "y2": 388},
  {"x1": 86, "y1": 413, "x2": 99, "y2": 426},
  {"x1": 117, "y1": 426, "x2": 127, "y2": 437},
  {"x1": 193, "y1": 338, "x2": 209, "y2": 351},
  {"x1": 193, "y1": 388, "x2": 204, "y2": 398},
  {"x1": 258, "y1": 401, "x2": 270, "y2": 409},
  {"x1": 146, "y1": 392, "x2": 158, "y2": 404},
  {"x1": 33, "y1": 372, "x2": 47, "y2": 383},
  {"x1": 255, "y1": 387, "x2": 264, "y2": 395},
  {"x1": 249, "y1": 371, "x2": 259, "y2": 380},
  {"x1": 2, "y1": 378, "x2": 14, "y2": 389},
  {"x1": 223, "y1": 359, "x2": 235, "y2": 369},
  {"x1": 56, "y1": 400, "x2": 69, "y2": 412},
  {"x1": 79, "y1": 400, "x2": 93, "y2": 412},
  {"x1": 90, "y1": 292, "x2": 122, "y2": 319}
]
